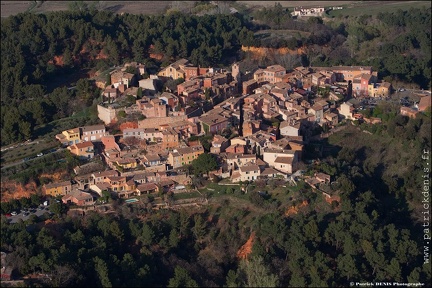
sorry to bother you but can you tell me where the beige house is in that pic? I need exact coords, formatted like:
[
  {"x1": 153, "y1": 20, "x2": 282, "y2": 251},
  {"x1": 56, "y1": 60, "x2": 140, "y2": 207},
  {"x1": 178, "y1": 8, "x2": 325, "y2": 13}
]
[
  {"x1": 210, "y1": 135, "x2": 230, "y2": 154},
  {"x1": 111, "y1": 70, "x2": 135, "y2": 88},
  {"x1": 123, "y1": 128, "x2": 163, "y2": 142},
  {"x1": 263, "y1": 65, "x2": 286, "y2": 84},
  {"x1": 280, "y1": 121, "x2": 300, "y2": 137},
  {"x1": 136, "y1": 183, "x2": 159, "y2": 195},
  {"x1": 324, "y1": 112, "x2": 339, "y2": 127},
  {"x1": 62, "y1": 190, "x2": 94, "y2": 206},
  {"x1": 238, "y1": 163, "x2": 260, "y2": 182},
  {"x1": 226, "y1": 153, "x2": 256, "y2": 170},
  {"x1": 161, "y1": 128, "x2": 179, "y2": 149},
  {"x1": 157, "y1": 58, "x2": 189, "y2": 80},
  {"x1": 67, "y1": 141, "x2": 95, "y2": 159},
  {"x1": 263, "y1": 148, "x2": 298, "y2": 174},
  {"x1": 81, "y1": 124, "x2": 106, "y2": 142},
  {"x1": 230, "y1": 137, "x2": 247, "y2": 146},
  {"x1": 309, "y1": 104, "x2": 324, "y2": 122},
  {"x1": 339, "y1": 102, "x2": 354, "y2": 120}
]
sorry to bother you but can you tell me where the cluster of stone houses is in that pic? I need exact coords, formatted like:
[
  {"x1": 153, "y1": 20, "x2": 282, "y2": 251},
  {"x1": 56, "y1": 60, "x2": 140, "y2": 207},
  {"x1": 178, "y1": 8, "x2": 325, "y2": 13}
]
[
  {"x1": 55, "y1": 124, "x2": 106, "y2": 159},
  {"x1": 46, "y1": 59, "x2": 430, "y2": 207}
]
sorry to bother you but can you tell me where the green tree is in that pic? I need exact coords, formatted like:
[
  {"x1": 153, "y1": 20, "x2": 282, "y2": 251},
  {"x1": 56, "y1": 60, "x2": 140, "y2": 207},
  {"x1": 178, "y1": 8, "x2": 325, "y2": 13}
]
[
  {"x1": 137, "y1": 87, "x2": 143, "y2": 99},
  {"x1": 226, "y1": 270, "x2": 239, "y2": 287},
  {"x1": 49, "y1": 201, "x2": 66, "y2": 216},
  {"x1": 94, "y1": 256, "x2": 112, "y2": 287},
  {"x1": 192, "y1": 214, "x2": 206, "y2": 244},
  {"x1": 106, "y1": 74, "x2": 111, "y2": 87},
  {"x1": 191, "y1": 153, "x2": 217, "y2": 176},
  {"x1": 238, "y1": 256, "x2": 279, "y2": 287},
  {"x1": 168, "y1": 266, "x2": 199, "y2": 287},
  {"x1": 169, "y1": 228, "x2": 180, "y2": 248},
  {"x1": 141, "y1": 223, "x2": 155, "y2": 246}
]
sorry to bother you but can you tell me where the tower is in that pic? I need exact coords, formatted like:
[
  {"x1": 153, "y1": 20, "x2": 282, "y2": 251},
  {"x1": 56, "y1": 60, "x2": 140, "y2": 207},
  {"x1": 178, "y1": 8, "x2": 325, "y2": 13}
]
[{"x1": 232, "y1": 62, "x2": 241, "y2": 83}]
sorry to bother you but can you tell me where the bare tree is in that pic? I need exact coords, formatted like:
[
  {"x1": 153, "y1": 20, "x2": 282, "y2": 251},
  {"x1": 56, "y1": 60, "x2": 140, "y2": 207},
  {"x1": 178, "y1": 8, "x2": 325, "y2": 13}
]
[
  {"x1": 273, "y1": 53, "x2": 302, "y2": 70},
  {"x1": 45, "y1": 265, "x2": 77, "y2": 287}
]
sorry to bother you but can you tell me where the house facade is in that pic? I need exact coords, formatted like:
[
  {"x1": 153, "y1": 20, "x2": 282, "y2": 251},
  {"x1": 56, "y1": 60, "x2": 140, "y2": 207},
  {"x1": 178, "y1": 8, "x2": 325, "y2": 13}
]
[
  {"x1": 67, "y1": 141, "x2": 95, "y2": 159},
  {"x1": 62, "y1": 190, "x2": 94, "y2": 206},
  {"x1": 44, "y1": 181, "x2": 72, "y2": 197},
  {"x1": 55, "y1": 128, "x2": 80, "y2": 146},
  {"x1": 168, "y1": 146, "x2": 204, "y2": 169},
  {"x1": 238, "y1": 164, "x2": 261, "y2": 182},
  {"x1": 81, "y1": 124, "x2": 106, "y2": 142},
  {"x1": 263, "y1": 148, "x2": 298, "y2": 174},
  {"x1": 199, "y1": 113, "x2": 230, "y2": 134}
]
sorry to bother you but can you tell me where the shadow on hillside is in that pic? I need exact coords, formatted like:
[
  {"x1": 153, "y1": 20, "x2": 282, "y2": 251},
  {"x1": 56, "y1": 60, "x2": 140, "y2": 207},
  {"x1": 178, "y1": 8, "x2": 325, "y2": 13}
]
[
  {"x1": 105, "y1": 4, "x2": 124, "y2": 13},
  {"x1": 33, "y1": 123, "x2": 55, "y2": 138}
]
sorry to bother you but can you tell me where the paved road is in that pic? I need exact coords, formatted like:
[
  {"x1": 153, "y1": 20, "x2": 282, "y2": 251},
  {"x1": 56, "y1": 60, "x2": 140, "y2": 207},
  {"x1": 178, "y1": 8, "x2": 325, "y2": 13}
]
[{"x1": 7, "y1": 205, "x2": 53, "y2": 224}]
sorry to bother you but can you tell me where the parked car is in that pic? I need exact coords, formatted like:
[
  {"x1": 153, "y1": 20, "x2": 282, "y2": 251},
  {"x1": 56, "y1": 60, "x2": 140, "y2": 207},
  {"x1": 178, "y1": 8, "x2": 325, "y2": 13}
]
[
  {"x1": 11, "y1": 211, "x2": 17, "y2": 216},
  {"x1": 37, "y1": 153, "x2": 43, "y2": 157},
  {"x1": 5, "y1": 213, "x2": 12, "y2": 217}
]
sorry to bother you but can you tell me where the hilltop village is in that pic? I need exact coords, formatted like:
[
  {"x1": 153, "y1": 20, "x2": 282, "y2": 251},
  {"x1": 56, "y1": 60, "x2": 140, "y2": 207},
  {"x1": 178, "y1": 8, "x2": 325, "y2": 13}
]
[{"x1": 46, "y1": 59, "x2": 430, "y2": 209}]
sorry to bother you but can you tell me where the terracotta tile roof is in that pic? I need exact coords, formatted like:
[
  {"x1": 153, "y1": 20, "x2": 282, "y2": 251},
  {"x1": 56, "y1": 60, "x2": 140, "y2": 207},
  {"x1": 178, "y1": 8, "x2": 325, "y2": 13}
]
[
  {"x1": 274, "y1": 156, "x2": 294, "y2": 164},
  {"x1": 239, "y1": 164, "x2": 260, "y2": 173}
]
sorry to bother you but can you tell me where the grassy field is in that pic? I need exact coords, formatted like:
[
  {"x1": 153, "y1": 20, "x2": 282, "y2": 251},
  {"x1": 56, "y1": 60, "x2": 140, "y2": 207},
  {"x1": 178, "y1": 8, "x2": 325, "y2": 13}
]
[
  {"x1": 0, "y1": 139, "x2": 59, "y2": 165},
  {"x1": 239, "y1": 1, "x2": 356, "y2": 8},
  {"x1": 1, "y1": 1, "x2": 195, "y2": 18},
  {"x1": 326, "y1": 1, "x2": 431, "y2": 17},
  {"x1": 3, "y1": 1, "x2": 427, "y2": 19},
  {"x1": 1, "y1": 1, "x2": 29, "y2": 18},
  {"x1": 173, "y1": 191, "x2": 202, "y2": 201}
]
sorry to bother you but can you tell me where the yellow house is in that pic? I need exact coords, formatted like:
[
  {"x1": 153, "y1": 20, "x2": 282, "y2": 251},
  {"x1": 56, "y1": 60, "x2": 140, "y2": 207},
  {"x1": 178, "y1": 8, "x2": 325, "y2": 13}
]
[
  {"x1": 44, "y1": 181, "x2": 72, "y2": 197},
  {"x1": 55, "y1": 128, "x2": 81, "y2": 146},
  {"x1": 115, "y1": 158, "x2": 138, "y2": 169},
  {"x1": 368, "y1": 82, "x2": 391, "y2": 97},
  {"x1": 168, "y1": 145, "x2": 204, "y2": 169},
  {"x1": 157, "y1": 58, "x2": 189, "y2": 80}
]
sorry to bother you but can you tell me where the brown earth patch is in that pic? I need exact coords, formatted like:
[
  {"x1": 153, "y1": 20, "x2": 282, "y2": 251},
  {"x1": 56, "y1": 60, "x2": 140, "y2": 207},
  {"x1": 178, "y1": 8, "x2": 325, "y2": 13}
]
[
  {"x1": 241, "y1": 45, "x2": 306, "y2": 60},
  {"x1": 325, "y1": 194, "x2": 341, "y2": 204},
  {"x1": 285, "y1": 200, "x2": 309, "y2": 216},
  {"x1": 237, "y1": 231, "x2": 255, "y2": 260},
  {"x1": 0, "y1": 180, "x2": 39, "y2": 202}
]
